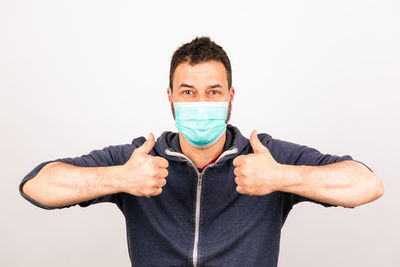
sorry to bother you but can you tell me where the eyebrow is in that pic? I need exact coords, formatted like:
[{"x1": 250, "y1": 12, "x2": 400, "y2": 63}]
[
  {"x1": 178, "y1": 83, "x2": 223, "y2": 89},
  {"x1": 209, "y1": 84, "x2": 222, "y2": 89},
  {"x1": 179, "y1": 83, "x2": 194, "y2": 88}
]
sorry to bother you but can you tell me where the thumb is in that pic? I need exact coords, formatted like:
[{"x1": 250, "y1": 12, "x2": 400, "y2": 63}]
[
  {"x1": 135, "y1": 132, "x2": 155, "y2": 154},
  {"x1": 250, "y1": 130, "x2": 268, "y2": 154}
]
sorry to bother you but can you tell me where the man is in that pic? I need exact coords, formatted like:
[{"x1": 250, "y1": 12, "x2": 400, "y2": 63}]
[{"x1": 19, "y1": 36, "x2": 384, "y2": 267}]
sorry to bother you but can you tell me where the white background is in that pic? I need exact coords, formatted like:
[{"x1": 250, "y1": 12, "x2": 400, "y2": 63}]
[{"x1": 1, "y1": 1, "x2": 399, "y2": 266}]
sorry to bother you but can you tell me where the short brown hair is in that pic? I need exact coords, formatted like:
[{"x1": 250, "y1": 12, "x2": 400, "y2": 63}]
[{"x1": 169, "y1": 36, "x2": 232, "y2": 90}]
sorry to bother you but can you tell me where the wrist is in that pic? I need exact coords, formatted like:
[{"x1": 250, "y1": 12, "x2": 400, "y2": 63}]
[
  {"x1": 277, "y1": 164, "x2": 304, "y2": 192},
  {"x1": 96, "y1": 165, "x2": 126, "y2": 194}
]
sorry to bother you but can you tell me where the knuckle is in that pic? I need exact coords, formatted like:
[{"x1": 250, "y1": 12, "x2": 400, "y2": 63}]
[
  {"x1": 241, "y1": 168, "x2": 250, "y2": 177},
  {"x1": 140, "y1": 158, "x2": 150, "y2": 167},
  {"x1": 154, "y1": 157, "x2": 169, "y2": 168},
  {"x1": 234, "y1": 177, "x2": 240, "y2": 185},
  {"x1": 148, "y1": 187, "x2": 162, "y2": 196},
  {"x1": 159, "y1": 179, "x2": 167, "y2": 187},
  {"x1": 235, "y1": 167, "x2": 247, "y2": 177},
  {"x1": 144, "y1": 188, "x2": 153, "y2": 196},
  {"x1": 161, "y1": 169, "x2": 168, "y2": 177},
  {"x1": 149, "y1": 169, "x2": 158, "y2": 177},
  {"x1": 150, "y1": 158, "x2": 159, "y2": 167},
  {"x1": 155, "y1": 187, "x2": 163, "y2": 195},
  {"x1": 162, "y1": 159, "x2": 169, "y2": 168},
  {"x1": 233, "y1": 156, "x2": 241, "y2": 165},
  {"x1": 147, "y1": 179, "x2": 157, "y2": 187},
  {"x1": 236, "y1": 186, "x2": 243, "y2": 194}
]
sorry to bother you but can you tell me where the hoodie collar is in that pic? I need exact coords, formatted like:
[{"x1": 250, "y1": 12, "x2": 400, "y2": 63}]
[{"x1": 155, "y1": 124, "x2": 249, "y2": 164}]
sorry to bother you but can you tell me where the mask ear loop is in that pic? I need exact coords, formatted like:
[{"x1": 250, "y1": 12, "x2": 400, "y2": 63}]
[
  {"x1": 169, "y1": 90, "x2": 175, "y2": 106},
  {"x1": 225, "y1": 94, "x2": 232, "y2": 124},
  {"x1": 170, "y1": 90, "x2": 178, "y2": 121}
]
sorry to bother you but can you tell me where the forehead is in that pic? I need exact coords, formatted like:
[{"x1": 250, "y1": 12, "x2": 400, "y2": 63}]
[{"x1": 173, "y1": 61, "x2": 228, "y2": 87}]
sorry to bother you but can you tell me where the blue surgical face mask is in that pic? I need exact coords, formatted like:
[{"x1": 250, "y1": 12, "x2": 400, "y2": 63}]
[{"x1": 173, "y1": 100, "x2": 229, "y2": 148}]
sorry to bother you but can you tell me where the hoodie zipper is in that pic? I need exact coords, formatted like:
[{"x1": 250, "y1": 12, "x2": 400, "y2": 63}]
[{"x1": 165, "y1": 147, "x2": 238, "y2": 267}]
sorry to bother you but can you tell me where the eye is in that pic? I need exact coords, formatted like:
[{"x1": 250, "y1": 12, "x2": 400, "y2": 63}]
[
  {"x1": 183, "y1": 90, "x2": 193, "y2": 95},
  {"x1": 209, "y1": 90, "x2": 221, "y2": 95}
]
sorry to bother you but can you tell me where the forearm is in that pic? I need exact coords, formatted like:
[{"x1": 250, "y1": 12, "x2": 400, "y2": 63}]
[
  {"x1": 280, "y1": 160, "x2": 384, "y2": 208},
  {"x1": 22, "y1": 161, "x2": 125, "y2": 208}
]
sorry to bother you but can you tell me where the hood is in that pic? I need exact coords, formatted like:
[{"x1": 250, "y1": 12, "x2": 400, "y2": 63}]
[{"x1": 153, "y1": 124, "x2": 250, "y2": 164}]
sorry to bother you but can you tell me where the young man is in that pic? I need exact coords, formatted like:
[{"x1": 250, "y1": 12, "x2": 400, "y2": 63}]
[{"x1": 20, "y1": 36, "x2": 384, "y2": 267}]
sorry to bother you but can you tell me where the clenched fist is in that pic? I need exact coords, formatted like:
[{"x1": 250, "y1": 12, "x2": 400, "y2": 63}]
[
  {"x1": 233, "y1": 130, "x2": 284, "y2": 196},
  {"x1": 121, "y1": 133, "x2": 169, "y2": 197}
]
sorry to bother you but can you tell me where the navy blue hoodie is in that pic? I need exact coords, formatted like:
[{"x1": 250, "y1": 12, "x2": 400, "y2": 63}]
[{"x1": 19, "y1": 124, "x2": 354, "y2": 267}]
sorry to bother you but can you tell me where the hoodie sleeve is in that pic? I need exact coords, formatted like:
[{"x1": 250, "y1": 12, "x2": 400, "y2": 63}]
[
  {"x1": 19, "y1": 143, "x2": 135, "y2": 210},
  {"x1": 259, "y1": 134, "x2": 372, "y2": 208}
]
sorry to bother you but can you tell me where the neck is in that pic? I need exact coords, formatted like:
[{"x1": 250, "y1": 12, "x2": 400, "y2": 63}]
[{"x1": 179, "y1": 131, "x2": 226, "y2": 169}]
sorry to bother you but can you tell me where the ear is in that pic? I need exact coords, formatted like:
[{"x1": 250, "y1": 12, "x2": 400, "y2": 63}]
[
  {"x1": 229, "y1": 86, "x2": 235, "y2": 103},
  {"x1": 167, "y1": 87, "x2": 172, "y2": 104}
]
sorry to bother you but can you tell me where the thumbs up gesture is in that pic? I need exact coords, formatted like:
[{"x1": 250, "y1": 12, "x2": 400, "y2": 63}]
[
  {"x1": 233, "y1": 130, "x2": 284, "y2": 196},
  {"x1": 121, "y1": 133, "x2": 169, "y2": 197}
]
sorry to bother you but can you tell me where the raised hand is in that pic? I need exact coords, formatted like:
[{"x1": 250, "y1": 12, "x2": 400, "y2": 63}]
[
  {"x1": 233, "y1": 130, "x2": 284, "y2": 196},
  {"x1": 121, "y1": 133, "x2": 169, "y2": 197}
]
